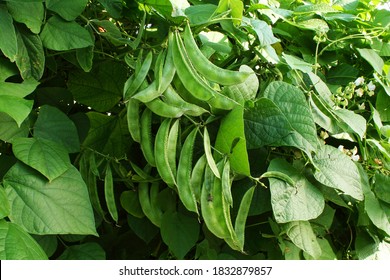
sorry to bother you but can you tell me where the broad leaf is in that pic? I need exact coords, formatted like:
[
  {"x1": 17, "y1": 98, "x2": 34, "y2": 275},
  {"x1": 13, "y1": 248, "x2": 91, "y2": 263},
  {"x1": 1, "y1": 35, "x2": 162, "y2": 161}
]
[
  {"x1": 34, "y1": 105, "x2": 80, "y2": 153},
  {"x1": 40, "y1": 16, "x2": 94, "y2": 51},
  {"x1": 374, "y1": 173, "x2": 390, "y2": 204},
  {"x1": 68, "y1": 61, "x2": 127, "y2": 112},
  {"x1": 357, "y1": 48, "x2": 384, "y2": 74},
  {"x1": 0, "y1": 112, "x2": 29, "y2": 143},
  {"x1": 120, "y1": 190, "x2": 144, "y2": 219},
  {"x1": 127, "y1": 215, "x2": 159, "y2": 244},
  {"x1": 334, "y1": 108, "x2": 366, "y2": 140},
  {"x1": 313, "y1": 145, "x2": 364, "y2": 201},
  {"x1": 0, "y1": 96, "x2": 33, "y2": 127},
  {"x1": 223, "y1": 65, "x2": 258, "y2": 104},
  {"x1": 3, "y1": 163, "x2": 97, "y2": 236},
  {"x1": 263, "y1": 81, "x2": 319, "y2": 156},
  {"x1": 283, "y1": 53, "x2": 312, "y2": 73},
  {"x1": 215, "y1": 107, "x2": 250, "y2": 176},
  {"x1": 160, "y1": 211, "x2": 200, "y2": 259},
  {"x1": 0, "y1": 220, "x2": 48, "y2": 260},
  {"x1": 0, "y1": 4, "x2": 17, "y2": 62},
  {"x1": 6, "y1": 1, "x2": 44, "y2": 34},
  {"x1": 57, "y1": 242, "x2": 105, "y2": 260},
  {"x1": 46, "y1": 0, "x2": 88, "y2": 21},
  {"x1": 248, "y1": 19, "x2": 279, "y2": 47},
  {"x1": 15, "y1": 24, "x2": 45, "y2": 80},
  {"x1": 0, "y1": 185, "x2": 10, "y2": 219},
  {"x1": 244, "y1": 98, "x2": 292, "y2": 149},
  {"x1": 83, "y1": 112, "x2": 130, "y2": 158},
  {"x1": 303, "y1": 238, "x2": 337, "y2": 260},
  {"x1": 268, "y1": 158, "x2": 325, "y2": 223},
  {"x1": 12, "y1": 137, "x2": 71, "y2": 181},
  {"x1": 98, "y1": 0, "x2": 123, "y2": 18},
  {"x1": 284, "y1": 221, "x2": 322, "y2": 259}
]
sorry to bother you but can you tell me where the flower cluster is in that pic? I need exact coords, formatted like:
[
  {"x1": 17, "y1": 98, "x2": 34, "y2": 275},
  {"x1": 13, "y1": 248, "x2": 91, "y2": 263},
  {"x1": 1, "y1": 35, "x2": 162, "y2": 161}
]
[
  {"x1": 331, "y1": 77, "x2": 376, "y2": 110},
  {"x1": 338, "y1": 145, "x2": 360, "y2": 162}
]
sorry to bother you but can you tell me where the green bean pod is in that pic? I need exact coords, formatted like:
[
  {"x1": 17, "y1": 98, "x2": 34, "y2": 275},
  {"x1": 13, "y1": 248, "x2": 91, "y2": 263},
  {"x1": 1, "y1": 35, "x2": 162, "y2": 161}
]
[
  {"x1": 183, "y1": 22, "x2": 251, "y2": 86},
  {"x1": 104, "y1": 163, "x2": 118, "y2": 223},
  {"x1": 234, "y1": 186, "x2": 255, "y2": 252},
  {"x1": 132, "y1": 34, "x2": 176, "y2": 103},
  {"x1": 154, "y1": 119, "x2": 176, "y2": 187},
  {"x1": 221, "y1": 159, "x2": 233, "y2": 207},
  {"x1": 124, "y1": 51, "x2": 153, "y2": 100},
  {"x1": 145, "y1": 97, "x2": 185, "y2": 118},
  {"x1": 167, "y1": 119, "x2": 180, "y2": 178},
  {"x1": 140, "y1": 108, "x2": 156, "y2": 167},
  {"x1": 190, "y1": 154, "x2": 207, "y2": 203},
  {"x1": 162, "y1": 85, "x2": 209, "y2": 116},
  {"x1": 138, "y1": 167, "x2": 162, "y2": 227},
  {"x1": 172, "y1": 29, "x2": 217, "y2": 102},
  {"x1": 203, "y1": 127, "x2": 221, "y2": 179},
  {"x1": 200, "y1": 165, "x2": 231, "y2": 239},
  {"x1": 126, "y1": 98, "x2": 141, "y2": 142},
  {"x1": 176, "y1": 127, "x2": 199, "y2": 214}
]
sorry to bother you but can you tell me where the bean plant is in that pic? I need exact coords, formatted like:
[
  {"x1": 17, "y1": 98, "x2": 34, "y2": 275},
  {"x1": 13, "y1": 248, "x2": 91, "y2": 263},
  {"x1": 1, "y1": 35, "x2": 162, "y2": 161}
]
[{"x1": 0, "y1": 0, "x2": 389, "y2": 260}]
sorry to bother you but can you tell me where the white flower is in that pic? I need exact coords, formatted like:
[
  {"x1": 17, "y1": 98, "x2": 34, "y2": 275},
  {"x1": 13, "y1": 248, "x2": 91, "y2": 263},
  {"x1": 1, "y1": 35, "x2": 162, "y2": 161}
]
[
  {"x1": 354, "y1": 77, "x2": 365, "y2": 86},
  {"x1": 357, "y1": 103, "x2": 366, "y2": 110},
  {"x1": 367, "y1": 81, "x2": 376, "y2": 91},
  {"x1": 338, "y1": 145, "x2": 345, "y2": 152},
  {"x1": 355, "y1": 88, "x2": 364, "y2": 97},
  {"x1": 351, "y1": 146, "x2": 360, "y2": 161},
  {"x1": 368, "y1": 90, "x2": 375, "y2": 97}
]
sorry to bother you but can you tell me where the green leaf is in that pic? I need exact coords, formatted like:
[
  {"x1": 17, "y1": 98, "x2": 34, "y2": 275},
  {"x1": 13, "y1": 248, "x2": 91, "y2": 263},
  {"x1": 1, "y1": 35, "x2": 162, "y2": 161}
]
[
  {"x1": 120, "y1": 190, "x2": 144, "y2": 218},
  {"x1": 284, "y1": 221, "x2": 322, "y2": 259},
  {"x1": 185, "y1": 4, "x2": 216, "y2": 25},
  {"x1": 68, "y1": 61, "x2": 127, "y2": 112},
  {"x1": 222, "y1": 65, "x2": 258, "y2": 105},
  {"x1": 313, "y1": 145, "x2": 364, "y2": 201},
  {"x1": 3, "y1": 163, "x2": 97, "y2": 236},
  {"x1": 33, "y1": 235, "x2": 58, "y2": 258},
  {"x1": 0, "y1": 220, "x2": 48, "y2": 260},
  {"x1": 263, "y1": 81, "x2": 319, "y2": 156},
  {"x1": 0, "y1": 4, "x2": 17, "y2": 62},
  {"x1": 0, "y1": 96, "x2": 33, "y2": 127},
  {"x1": 76, "y1": 46, "x2": 94, "y2": 72},
  {"x1": 15, "y1": 24, "x2": 45, "y2": 80},
  {"x1": 34, "y1": 105, "x2": 80, "y2": 153},
  {"x1": 12, "y1": 137, "x2": 71, "y2": 181},
  {"x1": 376, "y1": 90, "x2": 390, "y2": 122},
  {"x1": 83, "y1": 112, "x2": 130, "y2": 158},
  {"x1": 46, "y1": 0, "x2": 88, "y2": 21},
  {"x1": 297, "y1": 19, "x2": 329, "y2": 33},
  {"x1": 160, "y1": 211, "x2": 200, "y2": 259},
  {"x1": 268, "y1": 158, "x2": 325, "y2": 223},
  {"x1": 0, "y1": 57, "x2": 18, "y2": 81},
  {"x1": 283, "y1": 53, "x2": 312, "y2": 73},
  {"x1": 0, "y1": 185, "x2": 10, "y2": 219},
  {"x1": 215, "y1": 107, "x2": 250, "y2": 176},
  {"x1": 0, "y1": 112, "x2": 29, "y2": 143},
  {"x1": 40, "y1": 16, "x2": 94, "y2": 51},
  {"x1": 6, "y1": 1, "x2": 44, "y2": 34},
  {"x1": 357, "y1": 48, "x2": 384, "y2": 74},
  {"x1": 303, "y1": 238, "x2": 337, "y2": 260},
  {"x1": 327, "y1": 64, "x2": 359, "y2": 85},
  {"x1": 127, "y1": 215, "x2": 159, "y2": 244},
  {"x1": 98, "y1": 0, "x2": 123, "y2": 18},
  {"x1": 57, "y1": 242, "x2": 106, "y2": 260},
  {"x1": 374, "y1": 173, "x2": 390, "y2": 204},
  {"x1": 244, "y1": 98, "x2": 292, "y2": 149},
  {"x1": 334, "y1": 108, "x2": 366, "y2": 140},
  {"x1": 249, "y1": 19, "x2": 279, "y2": 47}
]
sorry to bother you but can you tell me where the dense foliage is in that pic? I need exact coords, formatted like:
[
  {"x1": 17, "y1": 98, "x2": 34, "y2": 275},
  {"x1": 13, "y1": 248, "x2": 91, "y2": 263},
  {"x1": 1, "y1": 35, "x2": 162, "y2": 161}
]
[{"x1": 0, "y1": 0, "x2": 389, "y2": 260}]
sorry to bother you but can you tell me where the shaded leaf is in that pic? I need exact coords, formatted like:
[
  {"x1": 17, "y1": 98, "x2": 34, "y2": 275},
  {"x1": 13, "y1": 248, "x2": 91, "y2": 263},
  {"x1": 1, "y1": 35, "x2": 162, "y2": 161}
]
[
  {"x1": 40, "y1": 16, "x2": 94, "y2": 51},
  {"x1": 160, "y1": 211, "x2": 200, "y2": 259},
  {"x1": 34, "y1": 105, "x2": 80, "y2": 153},
  {"x1": 57, "y1": 242, "x2": 105, "y2": 260},
  {"x1": 46, "y1": 0, "x2": 88, "y2": 21}
]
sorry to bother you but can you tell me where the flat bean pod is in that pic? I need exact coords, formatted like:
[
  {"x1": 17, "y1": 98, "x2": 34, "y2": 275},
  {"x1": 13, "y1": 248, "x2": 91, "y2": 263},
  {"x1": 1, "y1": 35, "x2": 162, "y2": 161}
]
[{"x1": 140, "y1": 108, "x2": 156, "y2": 167}]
